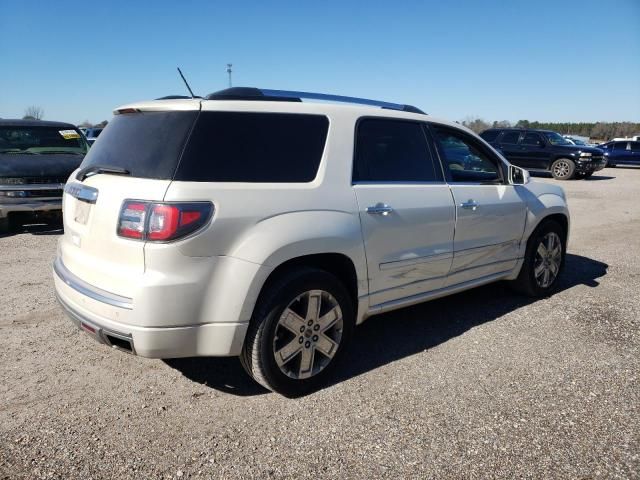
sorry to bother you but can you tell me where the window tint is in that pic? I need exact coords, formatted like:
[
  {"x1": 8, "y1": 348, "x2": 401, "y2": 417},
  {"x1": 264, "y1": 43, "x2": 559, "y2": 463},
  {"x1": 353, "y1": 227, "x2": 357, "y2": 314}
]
[
  {"x1": 176, "y1": 112, "x2": 329, "y2": 182},
  {"x1": 480, "y1": 130, "x2": 500, "y2": 142},
  {"x1": 432, "y1": 127, "x2": 501, "y2": 183},
  {"x1": 630, "y1": 142, "x2": 640, "y2": 152},
  {"x1": 500, "y1": 131, "x2": 521, "y2": 144},
  {"x1": 521, "y1": 132, "x2": 544, "y2": 146},
  {"x1": 80, "y1": 111, "x2": 198, "y2": 179},
  {"x1": 353, "y1": 119, "x2": 438, "y2": 182},
  {"x1": 613, "y1": 142, "x2": 629, "y2": 151}
]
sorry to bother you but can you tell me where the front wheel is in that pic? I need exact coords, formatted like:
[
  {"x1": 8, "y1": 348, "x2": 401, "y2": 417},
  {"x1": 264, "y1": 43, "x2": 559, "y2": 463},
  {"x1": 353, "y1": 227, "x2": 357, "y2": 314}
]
[
  {"x1": 550, "y1": 158, "x2": 575, "y2": 180},
  {"x1": 240, "y1": 268, "x2": 355, "y2": 397},
  {"x1": 510, "y1": 220, "x2": 565, "y2": 297}
]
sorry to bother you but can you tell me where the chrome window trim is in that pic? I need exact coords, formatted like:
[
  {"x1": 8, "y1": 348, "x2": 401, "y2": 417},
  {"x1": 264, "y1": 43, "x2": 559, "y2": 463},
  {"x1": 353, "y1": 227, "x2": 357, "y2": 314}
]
[{"x1": 53, "y1": 257, "x2": 133, "y2": 309}]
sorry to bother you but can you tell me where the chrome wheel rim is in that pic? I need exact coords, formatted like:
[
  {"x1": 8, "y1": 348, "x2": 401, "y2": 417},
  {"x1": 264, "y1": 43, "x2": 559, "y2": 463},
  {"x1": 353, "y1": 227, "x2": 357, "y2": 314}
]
[
  {"x1": 273, "y1": 290, "x2": 343, "y2": 380},
  {"x1": 534, "y1": 232, "x2": 562, "y2": 288},
  {"x1": 553, "y1": 160, "x2": 571, "y2": 178}
]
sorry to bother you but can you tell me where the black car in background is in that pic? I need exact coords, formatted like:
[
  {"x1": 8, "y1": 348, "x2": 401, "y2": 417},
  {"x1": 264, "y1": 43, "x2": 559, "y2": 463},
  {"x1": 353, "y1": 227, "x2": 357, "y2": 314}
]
[
  {"x1": 0, "y1": 120, "x2": 89, "y2": 233},
  {"x1": 480, "y1": 128, "x2": 606, "y2": 180},
  {"x1": 597, "y1": 140, "x2": 640, "y2": 167}
]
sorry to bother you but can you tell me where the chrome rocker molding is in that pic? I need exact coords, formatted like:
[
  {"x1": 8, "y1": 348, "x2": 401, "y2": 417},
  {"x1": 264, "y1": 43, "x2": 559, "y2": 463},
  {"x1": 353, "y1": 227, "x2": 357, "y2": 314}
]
[{"x1": 53, "y1": 257, "x2": 133, "y2": 310}]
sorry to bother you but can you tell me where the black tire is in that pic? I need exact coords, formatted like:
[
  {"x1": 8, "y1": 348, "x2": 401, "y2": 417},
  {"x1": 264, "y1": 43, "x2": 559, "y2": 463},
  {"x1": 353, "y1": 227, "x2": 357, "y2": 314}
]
[
  {"x1": 550, "y1": 158, "x2": 576, "y2": 180},
  {"x1": 510, "y1": 219, "x2": 566, "y2": 297},
  {"x1": 0, "y1": 217, "x2": 9, "y2": 235},
  {"x1": 240, "y1": 267, "x2": 355, "y2": 397}
]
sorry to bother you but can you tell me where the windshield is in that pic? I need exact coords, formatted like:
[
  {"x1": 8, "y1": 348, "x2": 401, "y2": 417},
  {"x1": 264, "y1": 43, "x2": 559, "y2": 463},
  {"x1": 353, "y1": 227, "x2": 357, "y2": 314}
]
[
  {"x1": 0, "y1": 126, "x2": 89, "y2": 154},
  {"x1": 544, "y1": 132, "x2": 573, "y2": 146}
]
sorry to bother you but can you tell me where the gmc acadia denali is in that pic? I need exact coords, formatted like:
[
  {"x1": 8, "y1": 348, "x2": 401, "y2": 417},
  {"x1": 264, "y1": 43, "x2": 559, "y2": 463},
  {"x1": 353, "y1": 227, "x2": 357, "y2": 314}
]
[{"x1": 53, "y1": 88, "x2": 570, "y2": 396}]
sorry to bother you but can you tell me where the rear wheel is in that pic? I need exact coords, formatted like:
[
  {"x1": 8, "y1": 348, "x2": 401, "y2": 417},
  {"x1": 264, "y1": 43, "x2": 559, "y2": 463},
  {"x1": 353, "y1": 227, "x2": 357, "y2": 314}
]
[
  {"x1": 240, "y1": 268, "x2": 355, "y2": 397},
  {"x1": 550, "y1": 158, "x2": 575, "y2": 180},
  {"x1": 510, "y1": 220, "x2": 565, "y2": 297}
]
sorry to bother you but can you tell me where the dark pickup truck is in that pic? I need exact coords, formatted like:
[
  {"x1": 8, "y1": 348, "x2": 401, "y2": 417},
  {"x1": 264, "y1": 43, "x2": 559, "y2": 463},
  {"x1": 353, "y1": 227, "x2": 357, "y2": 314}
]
[
  {"x1": 0, "y1": 120, "x2": 89, "y2": 232},
  {"x1": 480, "y1": 128, "x2": 606, "y2": 180}
]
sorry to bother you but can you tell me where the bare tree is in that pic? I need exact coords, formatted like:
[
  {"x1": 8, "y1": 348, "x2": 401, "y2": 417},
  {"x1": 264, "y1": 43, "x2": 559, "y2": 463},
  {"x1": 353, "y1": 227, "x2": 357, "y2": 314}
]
[
  {"x1": 78, "y1": 120, "x2": 93, "y2": 128},
  {"x1": 460, "y1": 116, "x2": 491, "y2": 134},
  {"x1": 23, "y1": 106, "x2": 44, "y2": 120}
]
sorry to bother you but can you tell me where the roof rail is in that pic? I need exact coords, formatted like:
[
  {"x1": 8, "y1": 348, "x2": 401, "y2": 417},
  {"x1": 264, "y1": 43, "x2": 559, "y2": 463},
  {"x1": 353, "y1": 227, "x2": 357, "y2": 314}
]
[{"x1": 205, "y1": 87, "x2": 426, "y2": 114}]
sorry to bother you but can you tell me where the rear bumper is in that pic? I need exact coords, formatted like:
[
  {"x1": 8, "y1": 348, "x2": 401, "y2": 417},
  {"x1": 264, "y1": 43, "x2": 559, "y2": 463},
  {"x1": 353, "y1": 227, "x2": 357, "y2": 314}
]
[{"x1": 53, "y1": 258, "x2": 249, "y2": 358}]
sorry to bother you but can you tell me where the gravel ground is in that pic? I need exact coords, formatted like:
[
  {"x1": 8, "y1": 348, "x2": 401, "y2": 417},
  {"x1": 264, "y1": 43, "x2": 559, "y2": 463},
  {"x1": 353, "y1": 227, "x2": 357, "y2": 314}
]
[{"x1": 1, "y1": 168, "x2": 638, "y2": 479}]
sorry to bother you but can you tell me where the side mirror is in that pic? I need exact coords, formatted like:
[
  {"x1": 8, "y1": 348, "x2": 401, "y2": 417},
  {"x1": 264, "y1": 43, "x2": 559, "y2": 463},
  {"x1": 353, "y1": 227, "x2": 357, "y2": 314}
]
[{"x1": 509, "y1": 165, "x2": 530, "y2": 185}]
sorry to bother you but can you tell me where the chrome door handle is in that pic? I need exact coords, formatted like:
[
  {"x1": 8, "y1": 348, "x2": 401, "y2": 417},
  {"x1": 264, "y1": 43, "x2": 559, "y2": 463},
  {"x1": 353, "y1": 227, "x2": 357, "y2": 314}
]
[
  {"x1": 366, "y1": 203, "x2": 394, "y2": 216},
  {"x1": 460, "y1": 200, "x2": 479, "y2": 211}
]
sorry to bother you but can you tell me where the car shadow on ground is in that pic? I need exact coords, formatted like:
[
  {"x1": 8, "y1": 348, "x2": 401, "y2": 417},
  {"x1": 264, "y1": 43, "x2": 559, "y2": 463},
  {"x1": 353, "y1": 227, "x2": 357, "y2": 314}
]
[
  {"x1": 164, "y1": 253, "x2": 608, "y2": 397},
  {"x1": 528, "y1": 171, "x2": 616, "y2": 181}
]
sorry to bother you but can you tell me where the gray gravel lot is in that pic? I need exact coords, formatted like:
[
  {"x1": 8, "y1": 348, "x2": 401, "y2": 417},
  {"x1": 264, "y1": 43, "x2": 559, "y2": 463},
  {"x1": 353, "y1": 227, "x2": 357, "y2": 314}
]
[{"x1": 1, "y1": 168, "x2": 639, "y2": 479}]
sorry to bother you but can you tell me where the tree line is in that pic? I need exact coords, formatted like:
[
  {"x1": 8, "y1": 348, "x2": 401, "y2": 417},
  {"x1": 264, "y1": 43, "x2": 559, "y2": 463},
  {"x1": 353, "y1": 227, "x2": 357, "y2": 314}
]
[{"x1": 460, "y1": 117, "x2": 640, "y2": 141}]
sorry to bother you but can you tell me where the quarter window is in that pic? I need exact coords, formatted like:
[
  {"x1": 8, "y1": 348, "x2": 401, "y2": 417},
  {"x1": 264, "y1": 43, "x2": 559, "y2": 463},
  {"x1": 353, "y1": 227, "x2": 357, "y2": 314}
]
[
  {"x1": 432, "y1": 127, "x2": 502, "y2": 183},
  {"x1": 353, "y1": 119, "x2": 438, "y2": 182},
  {"x1": 176, "y1": 112, "x2": 329, "y2": 182}
]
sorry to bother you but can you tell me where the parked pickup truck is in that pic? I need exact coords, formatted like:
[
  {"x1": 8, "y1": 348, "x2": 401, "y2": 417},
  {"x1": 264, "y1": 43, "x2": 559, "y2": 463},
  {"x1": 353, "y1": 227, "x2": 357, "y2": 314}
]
[{"x1": 0, "y1": 119, "x2": 89, "y2": 232}]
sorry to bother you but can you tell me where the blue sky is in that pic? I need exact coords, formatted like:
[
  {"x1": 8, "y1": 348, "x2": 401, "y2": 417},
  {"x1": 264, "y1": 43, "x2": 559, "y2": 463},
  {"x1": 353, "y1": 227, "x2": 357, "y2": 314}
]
[{"x1": 1, "y1": 0, "x2": 639, "y2": 124}]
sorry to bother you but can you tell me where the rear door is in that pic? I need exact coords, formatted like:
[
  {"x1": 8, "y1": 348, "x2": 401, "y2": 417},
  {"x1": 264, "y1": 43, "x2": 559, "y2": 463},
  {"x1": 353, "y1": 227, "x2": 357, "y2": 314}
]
[
  {"x1": 353, "y1": 118, "x2": 455, "y2": 307},
  {"x1": 519, "y1": 131, "x2": 550, "y2": 169},
  {"x1": 629, "y1": 142, "x2": 640, "y2": 164},
  {"x1": 496, "y1": 130, "x2": 524, "y2": 166},
  {"x1": 429, "y1": 124, "x2": 527, "y2": 286},
  {"x1": 59, "y1": 107, "x2": 199, "y2": 296}
]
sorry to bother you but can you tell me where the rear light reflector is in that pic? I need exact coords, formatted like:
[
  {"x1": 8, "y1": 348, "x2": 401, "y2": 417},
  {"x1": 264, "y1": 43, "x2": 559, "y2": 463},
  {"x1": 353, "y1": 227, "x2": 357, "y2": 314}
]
[{"x1": 117, "y1": 200, "x2": 213, "y2": 242}]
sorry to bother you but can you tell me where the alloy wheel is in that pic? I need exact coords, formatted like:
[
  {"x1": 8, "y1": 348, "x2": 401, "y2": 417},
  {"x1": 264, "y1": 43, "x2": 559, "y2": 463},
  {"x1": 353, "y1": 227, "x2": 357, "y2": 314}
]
[
  {"x1": 272, "y1": 290, "x2": 344, "y2": 380},
  {"x1": 553, "y1": 160, "x2": 571, "y2": 178},
  {"x1": 534, "y1": 232, "x2": 562, "y2": 288}
]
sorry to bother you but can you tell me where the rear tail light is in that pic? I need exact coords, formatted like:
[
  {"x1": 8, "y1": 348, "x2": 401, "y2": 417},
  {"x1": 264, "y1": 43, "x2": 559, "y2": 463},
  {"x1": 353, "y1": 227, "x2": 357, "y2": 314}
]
[{"x1": 117, "y1": 201, "x2": 213, "y2": 242}]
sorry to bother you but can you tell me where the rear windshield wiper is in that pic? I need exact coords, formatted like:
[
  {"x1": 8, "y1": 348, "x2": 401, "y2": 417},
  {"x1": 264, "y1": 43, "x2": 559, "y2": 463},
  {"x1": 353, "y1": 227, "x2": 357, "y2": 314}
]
[{"x1": 77, "y1": 165, "x2": 131, "y2": 181}]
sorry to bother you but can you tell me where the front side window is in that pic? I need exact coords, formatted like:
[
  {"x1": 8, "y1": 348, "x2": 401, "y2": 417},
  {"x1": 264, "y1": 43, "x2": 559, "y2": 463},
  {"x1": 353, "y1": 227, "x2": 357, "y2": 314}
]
[
  {"x1": 521, "y1": 132, "x2": 544, "y2": 146},
  {"x1": 353, "y1": 119, "x2": 438, "y2": 182},
  {"x1": 0, "y1": 126, "x2": 89, "y2": 155},
  {"x1": 432, "y1": 126, "x2": 502, "y2": 183},
  {"x1": 543, "y1": 132, "x2": 573, "y2": 146},
  {"x1": 500, "y1": 131, "x2": 521, "y2": 144}
]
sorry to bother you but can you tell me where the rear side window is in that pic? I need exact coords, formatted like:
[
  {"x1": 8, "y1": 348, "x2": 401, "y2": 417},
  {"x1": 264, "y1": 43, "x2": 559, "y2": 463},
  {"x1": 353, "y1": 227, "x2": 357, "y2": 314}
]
[
  {"x1": 500, "y1": 131, "x2": 521, "y2": 144},
  {"x1": 80, "y1": 111, "x2": 198, "y2": 179},
  {"x1": 480, "y1": 130, "x2": 500, "y2": 142},
  {"x1": 630, "y1": 142, "x2": 640, "y2": 152},
  {"x1": 613, "y1": 142, "x2": 629, "y2": 151},
  {"x1": 521, "y1": 132, "x2": 544, "y2": 146},
  {"x1": 176, "y1": 112, "x2": 329, "y2": 182},
  {"x1": 353, "y1": 119, "x2": 438, "y2": 182}
]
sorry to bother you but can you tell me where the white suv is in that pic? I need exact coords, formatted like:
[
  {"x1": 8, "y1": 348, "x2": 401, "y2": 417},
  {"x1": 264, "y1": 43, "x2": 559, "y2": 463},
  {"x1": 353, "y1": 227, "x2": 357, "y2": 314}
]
[{"x1": 53, "y1": 88, "x2": 570, "y2": 396}]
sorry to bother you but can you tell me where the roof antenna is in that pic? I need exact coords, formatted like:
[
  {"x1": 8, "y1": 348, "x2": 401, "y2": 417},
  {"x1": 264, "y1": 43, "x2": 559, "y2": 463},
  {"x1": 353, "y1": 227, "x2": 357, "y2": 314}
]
[{"x1": 177, "y1": 67, "x2": 196, "y2": 98}]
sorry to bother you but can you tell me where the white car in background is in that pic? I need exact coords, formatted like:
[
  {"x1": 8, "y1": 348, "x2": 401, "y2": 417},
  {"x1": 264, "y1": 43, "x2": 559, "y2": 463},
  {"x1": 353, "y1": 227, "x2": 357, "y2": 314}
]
[{"x1": 53, "y1": 88, "x2": 570, "y2": 396}]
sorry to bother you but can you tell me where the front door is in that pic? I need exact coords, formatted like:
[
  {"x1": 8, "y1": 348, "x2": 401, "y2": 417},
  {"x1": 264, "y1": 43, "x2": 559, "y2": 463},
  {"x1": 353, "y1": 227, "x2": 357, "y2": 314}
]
[
  {"x1": 519, "y1": 131, "x2": 550, "y2": 169},
  {"x1": 352, "y1": 118, "x2": 456, "y2": 307},
  {"x1": 430, "y1": 125, "x2": 528, "y2": 286}
]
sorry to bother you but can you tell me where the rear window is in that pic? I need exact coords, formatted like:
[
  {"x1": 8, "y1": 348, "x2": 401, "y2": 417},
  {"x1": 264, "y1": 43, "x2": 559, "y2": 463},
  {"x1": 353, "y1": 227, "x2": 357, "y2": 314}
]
[
  {"x1": 175, "y1": 112, "x2": 329, "y2": 182},
  {"x1": 79, "y1": 111, "x2": 198, "y2": 179},
  {"x1": 480, "y1": 130, "x2": 500, "y2": 142}
]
